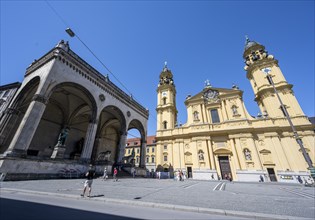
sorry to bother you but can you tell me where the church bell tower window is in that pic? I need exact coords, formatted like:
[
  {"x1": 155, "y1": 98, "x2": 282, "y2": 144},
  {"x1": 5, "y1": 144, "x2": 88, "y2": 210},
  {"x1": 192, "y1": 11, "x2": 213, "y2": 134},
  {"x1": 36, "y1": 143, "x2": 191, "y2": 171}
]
[{"x1": 163, "y1": 121, "x2": 168, "y2": 129}]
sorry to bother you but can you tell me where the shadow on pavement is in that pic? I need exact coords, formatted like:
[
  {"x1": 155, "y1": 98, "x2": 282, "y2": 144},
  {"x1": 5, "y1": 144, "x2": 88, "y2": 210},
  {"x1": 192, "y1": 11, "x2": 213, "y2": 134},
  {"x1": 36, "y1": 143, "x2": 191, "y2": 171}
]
[
  {"x1": 89, "y1": 194, "x2": 104, "y2": 198},
  {"x1": 0, "y1": 198, "x2": 140, "y2": 220}
]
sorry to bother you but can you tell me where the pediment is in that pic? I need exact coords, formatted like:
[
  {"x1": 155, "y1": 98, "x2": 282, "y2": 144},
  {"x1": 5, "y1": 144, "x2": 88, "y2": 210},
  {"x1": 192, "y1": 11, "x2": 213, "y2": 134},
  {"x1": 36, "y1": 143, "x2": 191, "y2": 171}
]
[
  {"x1": 185, "y1": 87, "x2": 243, "y2": 105},
  {"x1": 162, "y1": 163, "x2": 169, "y2": 168},
  {"x1": 184, "y1": 151, "x2": 192, "y2": 156},
  {"x1": 259, "y1": 149, "x2": 271, "y2": 154},
  {"x1": 213, "y1": 148, "x2": 232, "y2": 155}
]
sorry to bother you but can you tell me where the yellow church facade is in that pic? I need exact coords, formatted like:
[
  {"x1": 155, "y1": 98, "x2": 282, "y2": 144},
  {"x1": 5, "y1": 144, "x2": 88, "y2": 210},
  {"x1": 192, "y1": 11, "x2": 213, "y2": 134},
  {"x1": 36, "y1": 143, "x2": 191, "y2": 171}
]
[{"x1": 155, "y1": 38, "x2": 315, "y2": 183}]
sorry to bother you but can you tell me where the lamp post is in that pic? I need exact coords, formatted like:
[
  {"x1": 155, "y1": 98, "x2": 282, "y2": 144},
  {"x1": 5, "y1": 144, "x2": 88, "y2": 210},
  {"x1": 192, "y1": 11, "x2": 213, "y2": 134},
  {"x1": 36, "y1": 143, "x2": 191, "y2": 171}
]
[{"x1": 261, "y1": 68, "x2": 315, "y2": 180}]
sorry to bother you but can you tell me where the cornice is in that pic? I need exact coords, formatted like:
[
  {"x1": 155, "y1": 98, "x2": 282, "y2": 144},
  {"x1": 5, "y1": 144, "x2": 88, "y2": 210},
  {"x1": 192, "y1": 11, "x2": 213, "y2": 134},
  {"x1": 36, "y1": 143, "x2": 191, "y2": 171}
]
[
  {"x1": 246, "y1": 59, "x2": 278, "y2": 79},
  {"x1": 156, "y1": 116, "x2": 313, "y2": 140},
  {"x1": 25, "y1": 46, "x2": 149, "y2": 119},
  {"x1": 255, "y1": 83, "x2": 293, "y2": 101},
  {"x1": 156, "y1": 84, "x2": 176, "y2": 93},
  {"x1": 25, "y1": 49, "x2": 57, "y2": 76}
]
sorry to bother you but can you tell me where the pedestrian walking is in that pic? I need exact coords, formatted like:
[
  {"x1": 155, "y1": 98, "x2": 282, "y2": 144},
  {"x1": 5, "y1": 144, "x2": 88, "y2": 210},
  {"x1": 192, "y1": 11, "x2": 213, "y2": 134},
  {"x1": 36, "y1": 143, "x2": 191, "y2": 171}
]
[
  {"x1": 113, "y1": 167, "x2": 118, "y2": 181},
  {"x1": 228, "y1": 173, "x2": 232, "y2": 182},
  {"x1": 179, "y1": 170, "x2": 183, "y2": 181},
  {"x1": 132, "y1": 167, "x2": 136, "y2": 178},
  {"x1": 259, "y1": 175, "x2": 264, "y2": 182},
  {"x1": 102, "y1": 167, "x2": 108, "y2": 180},
  {"x1": 81, "y1": 164, "x2": 95, "y2": 197}
]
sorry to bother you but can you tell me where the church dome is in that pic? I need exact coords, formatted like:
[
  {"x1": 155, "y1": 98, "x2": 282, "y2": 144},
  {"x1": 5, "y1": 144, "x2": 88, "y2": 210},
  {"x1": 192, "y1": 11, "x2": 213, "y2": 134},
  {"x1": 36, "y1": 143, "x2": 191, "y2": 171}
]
[{"x1": 244, "y1": 36, "x2": 260, "y2": 51}]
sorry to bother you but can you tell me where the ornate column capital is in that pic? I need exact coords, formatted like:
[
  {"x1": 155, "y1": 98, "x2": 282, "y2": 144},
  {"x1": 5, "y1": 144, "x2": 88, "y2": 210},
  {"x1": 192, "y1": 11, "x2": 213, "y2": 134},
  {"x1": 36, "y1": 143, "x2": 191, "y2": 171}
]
[
  {"x1": 5, "y1": 108, "x2": 20, "y2": 115},
  {"x1": 32, "y1": 94, "x2": 49, "y2": 105}
]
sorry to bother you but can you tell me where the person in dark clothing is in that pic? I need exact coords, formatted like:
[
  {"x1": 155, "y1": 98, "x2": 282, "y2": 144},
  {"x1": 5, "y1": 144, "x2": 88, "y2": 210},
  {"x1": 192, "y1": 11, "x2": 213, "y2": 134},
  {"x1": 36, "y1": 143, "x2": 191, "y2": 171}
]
[
  {"x1": 81, "y1": 164, "x2": 95, "y2": 197},
  {"x1": 259, "y1": 175, "x2": 264, "y2": 182},
  {"x1": 297, "y1": 175, "x2": 303, "y2": 184}
]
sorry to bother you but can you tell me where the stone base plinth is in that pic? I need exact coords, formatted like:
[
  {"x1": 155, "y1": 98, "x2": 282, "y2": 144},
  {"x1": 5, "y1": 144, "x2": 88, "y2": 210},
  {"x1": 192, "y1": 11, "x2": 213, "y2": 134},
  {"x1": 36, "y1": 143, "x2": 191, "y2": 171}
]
[
  {"x1": 0, "y1": 157, "x2": 89, "y2": 181},
  {"x1": 50, "y1": 145, "x2": 66, "y2": 159}
]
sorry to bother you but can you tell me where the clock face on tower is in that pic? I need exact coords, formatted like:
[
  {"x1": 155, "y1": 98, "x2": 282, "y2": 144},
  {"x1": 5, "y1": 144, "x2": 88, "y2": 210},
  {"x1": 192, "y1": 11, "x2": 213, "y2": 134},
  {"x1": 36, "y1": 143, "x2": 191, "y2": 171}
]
[{"x1": 162, "y1": 91, "x2": 168, "y2": 97}]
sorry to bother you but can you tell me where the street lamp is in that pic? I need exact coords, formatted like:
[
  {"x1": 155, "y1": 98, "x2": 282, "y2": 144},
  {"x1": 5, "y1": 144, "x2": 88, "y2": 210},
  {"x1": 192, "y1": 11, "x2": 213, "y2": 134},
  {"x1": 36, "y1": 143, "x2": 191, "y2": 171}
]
[{"x1": 261, "y1": 68, "x2": 315, "y2": 180}]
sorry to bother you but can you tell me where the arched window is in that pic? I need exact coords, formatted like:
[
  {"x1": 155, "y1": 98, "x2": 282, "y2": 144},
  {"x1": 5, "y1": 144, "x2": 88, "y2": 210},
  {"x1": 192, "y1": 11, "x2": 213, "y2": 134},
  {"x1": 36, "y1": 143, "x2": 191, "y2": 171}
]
[
  {"x1": 146, "y1": 157, "x2": 149, "y2": 163},
  {"x1": 151, "y1": 156, "x2": 155, "y2": 163},
  {"x1": 210, "y1": 109, "x2": 220, "y2": 123},
  {"x1": 164, "y1": 155, "x2": 168, "y2": 161},
  {"x1": 163, "y1": 97, "x2": 167, "y2": 105},
  {"x1": 280, "y1": 105, "x2": 287, "y2": 117},
  {"x1": 163, "y1": 121, "x2": 168, "y2": 129}
]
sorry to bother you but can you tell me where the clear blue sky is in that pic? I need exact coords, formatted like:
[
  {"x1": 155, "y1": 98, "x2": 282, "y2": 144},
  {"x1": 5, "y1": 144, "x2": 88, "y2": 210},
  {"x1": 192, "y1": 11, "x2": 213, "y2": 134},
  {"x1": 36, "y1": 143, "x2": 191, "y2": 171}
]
[{"x1": 1, "y1": 1, "x2": 314, "y2": 137}]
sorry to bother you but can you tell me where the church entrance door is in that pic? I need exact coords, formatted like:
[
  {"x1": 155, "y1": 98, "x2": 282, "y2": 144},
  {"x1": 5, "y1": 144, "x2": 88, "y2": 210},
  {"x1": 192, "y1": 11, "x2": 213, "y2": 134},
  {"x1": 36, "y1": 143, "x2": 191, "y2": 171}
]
[
  {"x1": 267, "y1": 168, "x2": 277, "y2": 182},
  {"x1": 187, "y1": 166, "x2": 192, "y2": 178},
  {"x1": 218, "y1": 156, "x2": 231, "y2": 180}
]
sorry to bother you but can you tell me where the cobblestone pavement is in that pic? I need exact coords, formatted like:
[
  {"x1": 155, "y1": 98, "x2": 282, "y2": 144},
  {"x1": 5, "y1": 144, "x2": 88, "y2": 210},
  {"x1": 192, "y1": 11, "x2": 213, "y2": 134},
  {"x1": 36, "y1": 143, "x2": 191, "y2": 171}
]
[{"x1": 1, "y1": 178, "x2": 314, "y2": 219}]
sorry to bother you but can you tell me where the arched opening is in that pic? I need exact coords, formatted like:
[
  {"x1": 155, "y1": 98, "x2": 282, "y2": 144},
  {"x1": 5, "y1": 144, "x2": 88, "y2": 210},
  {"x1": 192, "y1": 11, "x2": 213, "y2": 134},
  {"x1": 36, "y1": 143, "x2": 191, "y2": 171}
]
[
  {"x1": 163, "y1": 97, "x2": 167, "y2": 105},
  {"x1": 0, "y1": 77, "x2": 40, "y2": 154},
  {"x1": 29, "y1": 82, "x2": 97, "y2": 158},
  {"x1": 163, "y1": 121, "x2": 167, "y2": 129},
  {"x1": 92, "y1": 105, "x2": 126, "y2": 165},
  {"x1": 125, "y1": 128, "x2": 141, "y2": 167},
  {"x1": 127, "y1": 119, "x2": 146, "y2": 168}
]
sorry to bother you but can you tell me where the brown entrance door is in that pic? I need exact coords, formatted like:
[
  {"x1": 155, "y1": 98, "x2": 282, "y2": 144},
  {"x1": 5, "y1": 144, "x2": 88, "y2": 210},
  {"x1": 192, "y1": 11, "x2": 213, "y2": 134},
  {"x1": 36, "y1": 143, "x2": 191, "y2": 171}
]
[
  {"x1": 218, "y1": 156, "x2": 231, "y2": 180},
  {"x1": 267, "y1": 168, "x2": 277, "y2": 182}
]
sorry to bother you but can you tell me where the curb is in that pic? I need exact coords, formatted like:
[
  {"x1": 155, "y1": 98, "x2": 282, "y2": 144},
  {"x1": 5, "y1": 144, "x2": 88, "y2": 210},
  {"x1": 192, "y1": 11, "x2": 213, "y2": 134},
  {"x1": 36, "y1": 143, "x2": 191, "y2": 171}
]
[{"x1": 1, "y1": 188, "x2": 312, "y2": 220}]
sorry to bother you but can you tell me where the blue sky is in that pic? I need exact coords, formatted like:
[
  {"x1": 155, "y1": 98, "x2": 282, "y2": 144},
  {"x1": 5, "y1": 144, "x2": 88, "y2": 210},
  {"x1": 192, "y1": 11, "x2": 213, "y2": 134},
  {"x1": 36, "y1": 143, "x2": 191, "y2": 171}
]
[{"x1": 1, "y1": 1, "x2": 314, "y2": 137}]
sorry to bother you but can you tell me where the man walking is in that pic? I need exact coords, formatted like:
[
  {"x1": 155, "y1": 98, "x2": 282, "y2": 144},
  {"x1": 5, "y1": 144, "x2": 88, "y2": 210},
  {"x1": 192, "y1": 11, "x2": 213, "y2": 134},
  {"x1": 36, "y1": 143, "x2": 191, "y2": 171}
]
[
  {"x1": 102, "y1": 167, "x2": 108, "y2": 180},
  {"x1": 81, "y1": 164, "x2": 95, "y2": 197}
]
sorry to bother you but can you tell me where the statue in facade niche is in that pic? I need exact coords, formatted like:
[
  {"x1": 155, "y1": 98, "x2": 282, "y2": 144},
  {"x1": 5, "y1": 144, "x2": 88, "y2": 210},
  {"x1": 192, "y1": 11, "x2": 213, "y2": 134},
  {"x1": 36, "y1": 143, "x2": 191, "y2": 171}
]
[
  {"x1": 232, "y1": 105, "x2": 238, "y2": 115},
  {"x1": 198, "y1": 151, "x2": 204, "y2": 160},
  {"x1": 56, "y1": 127, "x2": 69, "y2": 146},
  {"x1": 244, "y1": 149, "x2": 252, "y2": 160},
  {"x1": 193, "y1": 111, "x2": 199, "y2": 121}
]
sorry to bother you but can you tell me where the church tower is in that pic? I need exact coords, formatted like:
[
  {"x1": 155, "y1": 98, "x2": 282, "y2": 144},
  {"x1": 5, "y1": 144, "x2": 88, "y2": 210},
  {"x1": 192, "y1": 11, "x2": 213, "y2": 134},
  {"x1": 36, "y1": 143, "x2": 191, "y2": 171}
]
[
  {"x1": 156, "y1": 62, "x2": 177, "y2": 131},
  {"x1": 243, "y1": 37, "x2": 305, "y2": 118}
]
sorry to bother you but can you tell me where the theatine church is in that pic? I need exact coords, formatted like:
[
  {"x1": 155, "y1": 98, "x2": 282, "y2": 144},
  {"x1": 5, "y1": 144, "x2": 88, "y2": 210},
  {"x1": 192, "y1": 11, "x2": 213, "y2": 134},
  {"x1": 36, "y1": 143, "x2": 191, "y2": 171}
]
[{"x1": 155, "y1": 38, "x2": 314, "y2": 182}]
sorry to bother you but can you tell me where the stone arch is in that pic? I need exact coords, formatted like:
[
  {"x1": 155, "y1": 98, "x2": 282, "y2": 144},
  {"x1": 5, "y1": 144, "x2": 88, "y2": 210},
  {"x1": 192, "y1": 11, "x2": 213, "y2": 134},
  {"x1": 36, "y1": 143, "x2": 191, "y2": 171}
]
[
  {"x1": 0, "y1": 76, "x2": 40, "y2": 153},
  {"x1": 93, "y1": 105, "x2": 126, "y2": 164},
  {"x1": 29, "y1": 82, "x2": 97, "y2": 158},
  {"x1": 127, "y1": 119, "x2": 146, "y2": 167}
]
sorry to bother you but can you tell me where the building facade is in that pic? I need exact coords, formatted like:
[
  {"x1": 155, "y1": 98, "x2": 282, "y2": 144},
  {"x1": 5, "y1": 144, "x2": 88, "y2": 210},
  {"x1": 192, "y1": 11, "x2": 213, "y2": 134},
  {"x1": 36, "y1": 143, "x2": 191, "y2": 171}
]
[
  {"x1": 0, "y1": 40, "x2": 149, "y2": 180},
  {"x1": 0, "y1": 82, "x2": 21, "y2": 118},
  {"x1": 0, "y1": 82, "x2": 22, "y2": 145},
  {"x1": 125, "y1": 135, "x2": 156, "y2": 172},
  {"x1": 155, "y1": 38, "x2": 315, "y2": 183}
]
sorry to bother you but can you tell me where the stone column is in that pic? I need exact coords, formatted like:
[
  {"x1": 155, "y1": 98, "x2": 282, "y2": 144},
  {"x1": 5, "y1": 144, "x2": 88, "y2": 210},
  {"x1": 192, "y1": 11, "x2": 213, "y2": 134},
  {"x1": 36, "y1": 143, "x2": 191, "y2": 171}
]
[
  {"x1": 80, "y1": 120, "x2": 98, "y2": 162},
  {"x1": 229, "y1": 138, "x2": 241, "y2": 170},
  {"x1": 221, "y1": 99, "x2": 229, "y2": 121},
  {"x1": 4, "y1": 95, "x2": 48, "y2": 157},
  {"x1": 117, "y1": 131, "x2": 127, "y2": 163},
  {"x1": 206, "y1": 139, "x2": 215, "y2": 170},
  {"x1": 248, "y1": 137, "x2": 264, "y2": 170},
  {"x1": 139, "y1": 139, "x2": 147, "y2": 168},
  {"x1": 234, "y1": 138, "x2": 246, "y2": 170},
  {"x1": 0, "y1": 108, "x2": 20, "y2": 147}
]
